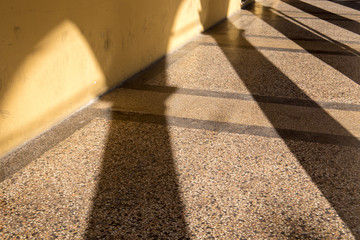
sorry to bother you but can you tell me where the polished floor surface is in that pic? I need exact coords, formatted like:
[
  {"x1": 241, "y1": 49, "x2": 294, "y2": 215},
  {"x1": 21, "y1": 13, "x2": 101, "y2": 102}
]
[{"x1": 1, "y1": 0, "x2": 360, "y2": 239}]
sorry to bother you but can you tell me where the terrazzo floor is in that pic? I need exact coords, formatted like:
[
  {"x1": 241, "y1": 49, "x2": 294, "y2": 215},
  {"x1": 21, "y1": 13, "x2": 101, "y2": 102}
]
[{"x1": 1, "y1": 0, "x2": 360, "y2": 239}]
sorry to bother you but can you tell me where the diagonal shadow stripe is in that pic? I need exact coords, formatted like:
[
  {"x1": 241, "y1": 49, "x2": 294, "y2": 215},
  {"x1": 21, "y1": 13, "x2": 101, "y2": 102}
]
[
  {"x1": 281, "y1": 0, "x2": 360, "y2": 35},
  {"x1": 206, "y1": 7, "x2": 360, "y2": 237},
  {"x1": 201, "y1": 41, "x2": 357, "y2": 55},
  {"x1": 105, "y1": 110, "x2": 360, "y2": 147},
  {"x1": 328, "y1": 0, "x2": 360, "y2": 12},
  {"x1": 247, "y1": 3, "x2": 360, "y2": 85},
  {"x1": 122, "y1": 84, "x2": 360, "y2": 111}
]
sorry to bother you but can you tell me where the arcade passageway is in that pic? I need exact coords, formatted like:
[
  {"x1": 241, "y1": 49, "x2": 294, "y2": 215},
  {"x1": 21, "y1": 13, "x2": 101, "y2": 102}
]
[{"x1": 1, "y1": 0, "x2": 360, "y2": 238}]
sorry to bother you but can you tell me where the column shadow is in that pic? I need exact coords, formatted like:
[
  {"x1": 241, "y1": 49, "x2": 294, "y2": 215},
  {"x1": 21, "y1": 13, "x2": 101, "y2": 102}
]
[
  {"x1": 281, "y1": 0, "x2": 360, "y2": 36},
  {"x1": 328, "y1": 0, "x2": 360, "y2": 12},
  {"x1": 201, "y1": 5, "x2": 360, "y2": 238},
  {"x1": 84, "y1": 2, "x2": 191, "y2": 239},
  {"x1": 84, "y1": 85, "x2": 190, "y2": 238},
  {"x1": 249, "y1": 3, "x2": 360, "y2": 85}
]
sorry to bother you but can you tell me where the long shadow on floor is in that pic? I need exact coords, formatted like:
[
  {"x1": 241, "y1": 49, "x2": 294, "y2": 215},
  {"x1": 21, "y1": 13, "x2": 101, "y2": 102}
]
[
  {"x1": 82, "y1": 1, "x2": 191, "y2": 238},
  {"x1": 249, "y1": 3, "x2": 360, "y2": 85},
  {"x1": 204, "y1": 12, "x2": 360, "y2": 238},
  {"x1": 281, "y1": 0, "x2": 360, "y2": 36},
  {"x1": 329, "y1": 0, "x2": 360, "y2": 12},
  {"x1": 84, "y1": 59, "x2": 190, "y2": 239}
]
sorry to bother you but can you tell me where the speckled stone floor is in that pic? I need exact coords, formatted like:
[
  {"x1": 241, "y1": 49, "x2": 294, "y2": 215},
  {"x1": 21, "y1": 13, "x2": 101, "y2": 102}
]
[{"x1": 1, "y1": 0, "x2": 360, "y2": 239}]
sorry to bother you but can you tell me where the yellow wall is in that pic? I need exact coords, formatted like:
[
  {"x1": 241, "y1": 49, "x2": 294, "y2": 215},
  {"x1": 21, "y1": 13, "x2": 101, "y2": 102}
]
[{"x1": 0, "y1": 0, "x2": 241, "y2": 157}]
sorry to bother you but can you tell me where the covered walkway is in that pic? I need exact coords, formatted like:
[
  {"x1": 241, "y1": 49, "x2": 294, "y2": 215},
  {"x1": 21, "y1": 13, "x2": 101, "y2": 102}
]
[{"x1": 1, "y1": 0, "x2": 360, "y2": 238}]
